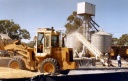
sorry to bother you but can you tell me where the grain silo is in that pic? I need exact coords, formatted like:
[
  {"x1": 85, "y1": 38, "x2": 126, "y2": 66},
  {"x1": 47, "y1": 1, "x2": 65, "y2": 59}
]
[
  {"x1": 66, "y1": 33, "x2": 82, "y2": 57},
  {"x1": 91, "y1": 30, "x2": 112, "y2": 54}
]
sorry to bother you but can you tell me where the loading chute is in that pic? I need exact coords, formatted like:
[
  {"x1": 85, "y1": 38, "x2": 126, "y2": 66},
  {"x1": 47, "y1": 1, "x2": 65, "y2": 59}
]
[{"x1": 75, "y1": 32, "x2": 104, "y2": 63}]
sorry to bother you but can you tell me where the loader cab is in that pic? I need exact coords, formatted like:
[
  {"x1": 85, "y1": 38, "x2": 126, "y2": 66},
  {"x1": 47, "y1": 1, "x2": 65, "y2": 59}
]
[
  {"x1": 34, "y1": 28, "x2": 60, "y2": 57},
  {"x1": 37, "y1": 33, "x2": 44, "y2": 53}
]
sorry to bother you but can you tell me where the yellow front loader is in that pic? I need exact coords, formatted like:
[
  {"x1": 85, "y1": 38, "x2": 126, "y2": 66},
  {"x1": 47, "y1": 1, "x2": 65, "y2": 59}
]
[{"x1": 4, "y1": 27, "x2": 78, "y2": 73}]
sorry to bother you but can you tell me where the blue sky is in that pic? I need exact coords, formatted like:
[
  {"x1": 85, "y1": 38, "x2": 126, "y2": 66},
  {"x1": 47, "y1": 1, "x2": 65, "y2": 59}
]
[{"x1": 0, "y1": 0, "x2": 128, "y2": 42}]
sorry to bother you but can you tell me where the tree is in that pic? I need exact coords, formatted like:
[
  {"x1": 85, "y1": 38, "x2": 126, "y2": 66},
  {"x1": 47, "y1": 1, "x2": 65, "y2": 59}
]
[
  {"x1": 27, "y1": 41, "x2": 34, "y2": 48},
  {"x1": 0, "y1": 20, "x2": 30, "y2": 40},
  {"x1": 65, "y1": 11, "x2": 83, "y2": 34},
  {"x1": 118, "y1": 34, "x2": 128, "y2": 46},
  {"x1": 112, "y1": 34, "x2": 128, "y2": 46},
  {"x1": 112, "y1": 37, "x2": 119, "y2": 45}
]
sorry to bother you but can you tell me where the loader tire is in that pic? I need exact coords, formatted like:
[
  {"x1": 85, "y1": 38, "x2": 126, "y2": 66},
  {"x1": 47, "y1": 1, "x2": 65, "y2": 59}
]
[
  {"x1": 40, "y1": 58, "x2": 60, "y2": 73},
  {"x1": 8, "y1": 57, "x2": 25, "y2": 70}
]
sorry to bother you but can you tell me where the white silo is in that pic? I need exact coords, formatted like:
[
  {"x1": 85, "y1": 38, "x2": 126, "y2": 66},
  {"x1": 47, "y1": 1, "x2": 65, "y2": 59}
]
[
  {"x1": 66, "y1": 33, "x2": 82, "y2": 57},
  {"x1": 91, "y1": 30, "x2": 112, "y2": 54}
]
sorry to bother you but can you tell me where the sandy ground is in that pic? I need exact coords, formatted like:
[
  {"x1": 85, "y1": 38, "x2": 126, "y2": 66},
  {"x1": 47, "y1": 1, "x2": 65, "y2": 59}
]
[
  {"x1": 0, "y1": 67, "x2": 43, "y2": 79},
  {"x1": 0, "y1": 60, "x2": 128, "y2": 79}
]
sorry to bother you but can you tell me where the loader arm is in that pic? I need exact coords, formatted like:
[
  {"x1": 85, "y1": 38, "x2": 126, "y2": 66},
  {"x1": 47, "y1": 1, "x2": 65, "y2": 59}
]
[{"x1": 4, "y1": 40, "x2": 30, "y2": 57}]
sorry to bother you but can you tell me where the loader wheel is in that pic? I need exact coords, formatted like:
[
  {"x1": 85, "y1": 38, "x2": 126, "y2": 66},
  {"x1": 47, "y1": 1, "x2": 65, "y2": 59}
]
[
  {"x1": 8, "y1": 57, "x2": 25, "y2": 69},
  {"x1": 40, "y1": 58, "x2": 60, "y2": 73}
]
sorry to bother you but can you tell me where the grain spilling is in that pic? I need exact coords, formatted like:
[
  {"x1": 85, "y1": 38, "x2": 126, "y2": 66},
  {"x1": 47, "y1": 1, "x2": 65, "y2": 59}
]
[{"x1": 0, "y1": 67, "x2": 42, "y2": 79}]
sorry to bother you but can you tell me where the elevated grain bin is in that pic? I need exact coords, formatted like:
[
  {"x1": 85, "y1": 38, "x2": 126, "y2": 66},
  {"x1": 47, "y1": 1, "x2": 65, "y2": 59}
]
[
  {"x1": 77, "y1": 2, "x2": 95, "y2": 16},
  {"x1": 91, "y1": 30, "x2": 112, "y2": 54}
]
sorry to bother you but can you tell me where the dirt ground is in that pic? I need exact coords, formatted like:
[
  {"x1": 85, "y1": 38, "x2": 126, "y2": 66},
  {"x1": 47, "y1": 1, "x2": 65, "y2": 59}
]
[
  {"x1": 96, "y1": 60, "x2": 128, "y2": 68},
  {"x1": 0, "y1": 60, "x2": 128, "y2": 79},
  {"x1": 112, "y1": 60, "x2": 128, "y2": 67}
]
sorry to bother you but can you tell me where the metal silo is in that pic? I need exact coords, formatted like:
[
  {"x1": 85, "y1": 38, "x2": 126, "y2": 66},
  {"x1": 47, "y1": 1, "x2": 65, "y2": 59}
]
[
  {"x1": 91, "y1": 30, "x2": 112, "y2": 54},
  {"x1": 66, "y1": 33, "x2": 82, "y2": 57},
  {"x1": 66, "y1": 34, "x2": 81, "y2": 50}
]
